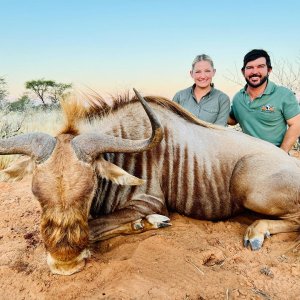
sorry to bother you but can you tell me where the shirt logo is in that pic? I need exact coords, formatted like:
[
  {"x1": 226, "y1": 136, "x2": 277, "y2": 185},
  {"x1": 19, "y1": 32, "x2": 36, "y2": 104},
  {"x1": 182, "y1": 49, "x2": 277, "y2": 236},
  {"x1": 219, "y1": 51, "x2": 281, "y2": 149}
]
[{"x1": 261, "y1": 104, "x2": 275, "y2": 112}]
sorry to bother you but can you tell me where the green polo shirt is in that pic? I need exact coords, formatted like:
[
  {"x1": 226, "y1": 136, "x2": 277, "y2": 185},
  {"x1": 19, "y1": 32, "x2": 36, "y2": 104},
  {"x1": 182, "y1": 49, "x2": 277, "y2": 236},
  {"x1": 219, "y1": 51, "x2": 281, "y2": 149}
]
[
  {"x1": 173, "y1": 84, "x2": 230, "y2": 126},
  {"x1": 230, "y1": 81, "x2": 300, "y2": 146}
]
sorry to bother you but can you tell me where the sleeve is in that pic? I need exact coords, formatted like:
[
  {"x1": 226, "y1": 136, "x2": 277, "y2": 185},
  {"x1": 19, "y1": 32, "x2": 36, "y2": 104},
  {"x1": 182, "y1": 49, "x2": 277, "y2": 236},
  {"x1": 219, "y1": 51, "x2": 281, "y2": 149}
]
[
  {"x1": 282, "y1": 90, "x2": 300, "y2": 120},
  {"x1": 214, "y1": 94, "x2": 231, "y2": 126},
  {"x1": 172, "y1": 92, "x2": 180, "y2": 104}
]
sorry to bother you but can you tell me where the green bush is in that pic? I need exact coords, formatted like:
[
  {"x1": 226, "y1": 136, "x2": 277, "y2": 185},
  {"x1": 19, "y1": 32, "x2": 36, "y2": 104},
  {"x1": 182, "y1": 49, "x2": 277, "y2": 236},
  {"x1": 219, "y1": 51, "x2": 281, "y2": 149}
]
[{"x1": 8, "y1": 95, "x2": 31, "y2": 112}]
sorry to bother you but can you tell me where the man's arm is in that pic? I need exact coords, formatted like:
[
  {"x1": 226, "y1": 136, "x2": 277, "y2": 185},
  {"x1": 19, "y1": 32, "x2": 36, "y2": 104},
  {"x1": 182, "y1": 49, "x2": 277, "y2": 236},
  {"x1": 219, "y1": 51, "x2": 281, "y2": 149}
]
[{"x1": 280, "y1": 114, "x2": 300, "y2": 153}]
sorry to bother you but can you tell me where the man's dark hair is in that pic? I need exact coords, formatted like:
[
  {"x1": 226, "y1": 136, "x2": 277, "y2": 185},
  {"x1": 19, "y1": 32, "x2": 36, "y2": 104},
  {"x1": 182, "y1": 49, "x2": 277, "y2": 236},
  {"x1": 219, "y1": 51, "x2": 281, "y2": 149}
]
[{"x1": 242, "y1": 49, "x2": 272, "y2": 70}]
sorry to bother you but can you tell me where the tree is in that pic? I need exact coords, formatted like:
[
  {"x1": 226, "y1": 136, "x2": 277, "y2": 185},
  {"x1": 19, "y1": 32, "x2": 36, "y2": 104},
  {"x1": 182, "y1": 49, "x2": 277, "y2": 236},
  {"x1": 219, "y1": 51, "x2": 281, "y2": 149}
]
[
  {"x1": 25, "y1": 79, "x2": 72, "y2": 105},
  {"x1": 8, "y1": 94, "x2": 31, "y2": 112},
  {"x1": 0, "y1": 76, "x2": 8, "y2": 105},
  {"x1": 271, "y1": 56, "x2": 300, "y2": 95},
  {"x1": 25, "y1": 79, "x2": 55, "y2": 105},
  {"x1": 223, "y1": 63, "x2": 244, "y2": 87},
  {"x1": 49, "y1": 82, "x2": 72, "y2": 104}
]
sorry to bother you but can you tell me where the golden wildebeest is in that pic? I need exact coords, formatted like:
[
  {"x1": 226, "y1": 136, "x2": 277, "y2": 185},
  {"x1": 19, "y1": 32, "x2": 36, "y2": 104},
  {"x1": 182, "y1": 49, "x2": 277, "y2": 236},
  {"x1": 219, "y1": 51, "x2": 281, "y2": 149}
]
[{"x1": 0, "y1": 89, "x2": 299, "y2": 275}]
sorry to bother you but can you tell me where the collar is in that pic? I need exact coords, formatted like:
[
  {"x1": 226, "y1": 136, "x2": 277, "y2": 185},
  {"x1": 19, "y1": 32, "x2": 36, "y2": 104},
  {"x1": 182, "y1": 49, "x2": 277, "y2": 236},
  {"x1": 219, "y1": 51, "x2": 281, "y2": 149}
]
[
  {"x1": 191, "y1": 83, "x2": 215, "y2": 97},
  {"x1": 241, "y1": 80, "x2": 276, "y2": 95}
]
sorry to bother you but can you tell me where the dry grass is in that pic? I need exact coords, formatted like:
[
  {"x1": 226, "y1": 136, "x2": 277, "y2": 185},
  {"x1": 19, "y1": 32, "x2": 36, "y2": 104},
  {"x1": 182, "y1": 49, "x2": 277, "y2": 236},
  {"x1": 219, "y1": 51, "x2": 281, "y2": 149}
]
[{"x1": 0, "y1": 108, "x2": 63, "y2": 170}]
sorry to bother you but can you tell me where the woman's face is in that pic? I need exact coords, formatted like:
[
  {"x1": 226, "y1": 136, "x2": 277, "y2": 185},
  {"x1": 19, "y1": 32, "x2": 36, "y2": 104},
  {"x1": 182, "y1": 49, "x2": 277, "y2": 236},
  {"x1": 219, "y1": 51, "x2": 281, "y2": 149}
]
[{"x1": 190, "y1": 60, "x2": 215, "y2": 89}]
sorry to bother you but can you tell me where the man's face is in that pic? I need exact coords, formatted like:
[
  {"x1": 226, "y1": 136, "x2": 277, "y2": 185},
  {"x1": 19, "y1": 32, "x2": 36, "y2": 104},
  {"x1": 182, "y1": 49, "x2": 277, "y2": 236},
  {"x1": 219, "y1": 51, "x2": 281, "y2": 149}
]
[{"x1": 242, "y1": 57, "x2": 272, "y2": 88}]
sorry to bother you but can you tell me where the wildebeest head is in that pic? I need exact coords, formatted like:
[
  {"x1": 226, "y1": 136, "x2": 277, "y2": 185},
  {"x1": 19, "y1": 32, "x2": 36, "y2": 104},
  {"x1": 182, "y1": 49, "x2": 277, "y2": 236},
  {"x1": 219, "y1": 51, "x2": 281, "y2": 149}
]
[{"x1": 0, "y1": 89, "x2": 163, "y2": 275}]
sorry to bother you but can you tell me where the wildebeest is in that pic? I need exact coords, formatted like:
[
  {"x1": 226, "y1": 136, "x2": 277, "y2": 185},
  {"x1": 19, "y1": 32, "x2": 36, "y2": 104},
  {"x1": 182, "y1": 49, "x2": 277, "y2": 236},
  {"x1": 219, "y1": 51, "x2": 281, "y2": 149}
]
[{"x1": 0, "y1": 89, "x2": 300, "y2": 275}]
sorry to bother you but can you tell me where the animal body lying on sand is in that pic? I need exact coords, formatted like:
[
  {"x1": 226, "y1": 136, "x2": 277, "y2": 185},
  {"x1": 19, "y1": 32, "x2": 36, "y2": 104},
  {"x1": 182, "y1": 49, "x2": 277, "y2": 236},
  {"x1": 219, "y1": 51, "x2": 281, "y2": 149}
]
[{"x1": 0, "y1": 89, "x2": 299, "y2": 275}]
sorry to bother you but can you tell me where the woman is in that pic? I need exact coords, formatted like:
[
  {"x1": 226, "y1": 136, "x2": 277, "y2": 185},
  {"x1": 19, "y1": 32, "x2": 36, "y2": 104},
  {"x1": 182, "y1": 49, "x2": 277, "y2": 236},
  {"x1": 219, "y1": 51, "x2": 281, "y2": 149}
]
[{"x1": 173, "y1": 54, "x2": 230, "y2": 126}]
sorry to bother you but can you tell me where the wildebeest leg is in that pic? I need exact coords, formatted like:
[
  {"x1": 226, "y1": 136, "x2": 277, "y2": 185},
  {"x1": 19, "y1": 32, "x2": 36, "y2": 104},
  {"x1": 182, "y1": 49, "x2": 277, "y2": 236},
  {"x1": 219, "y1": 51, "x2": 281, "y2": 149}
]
[
  {"x1": 243, "y1": 219, "x2": 300, "y2": 250},
  {"x1": 89, "y1": 209, "x2": 170, "y2": 242},
  {"x1": 231, "y1": 154, "x2": 300, "y2": 250}
]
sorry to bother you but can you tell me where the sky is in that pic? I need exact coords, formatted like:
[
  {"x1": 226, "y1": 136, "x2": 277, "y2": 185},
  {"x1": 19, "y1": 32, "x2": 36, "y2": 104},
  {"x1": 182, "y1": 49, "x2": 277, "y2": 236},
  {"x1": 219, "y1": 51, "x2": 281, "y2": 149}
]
[{"x1": 1, "y1": 0, "x2": 300, "y2": 101}]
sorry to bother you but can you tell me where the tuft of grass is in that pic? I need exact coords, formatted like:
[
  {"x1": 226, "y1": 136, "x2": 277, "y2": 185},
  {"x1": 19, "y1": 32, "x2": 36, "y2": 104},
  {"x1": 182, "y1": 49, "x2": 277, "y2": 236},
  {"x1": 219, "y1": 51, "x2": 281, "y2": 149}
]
[{"x1": 0, "y1": 155, "x2": 16, "y2": 171}]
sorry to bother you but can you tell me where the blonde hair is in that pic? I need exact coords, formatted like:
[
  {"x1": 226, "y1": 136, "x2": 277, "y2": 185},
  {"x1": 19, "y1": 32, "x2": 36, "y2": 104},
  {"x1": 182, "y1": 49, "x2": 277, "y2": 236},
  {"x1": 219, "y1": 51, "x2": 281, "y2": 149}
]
[{"x1": 192, "y1": 54, "x2": 214, "y2": 70}]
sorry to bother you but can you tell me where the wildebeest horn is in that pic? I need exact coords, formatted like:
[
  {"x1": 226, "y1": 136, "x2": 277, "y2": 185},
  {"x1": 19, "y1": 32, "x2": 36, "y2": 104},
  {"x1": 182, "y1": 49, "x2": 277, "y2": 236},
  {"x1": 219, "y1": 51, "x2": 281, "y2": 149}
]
[
  {"x1": 0, "y1": 133, "x2": 56, "y2": 163},
  {"x1": 71, "y1": 88, "x2": 163, "y2": 161}
]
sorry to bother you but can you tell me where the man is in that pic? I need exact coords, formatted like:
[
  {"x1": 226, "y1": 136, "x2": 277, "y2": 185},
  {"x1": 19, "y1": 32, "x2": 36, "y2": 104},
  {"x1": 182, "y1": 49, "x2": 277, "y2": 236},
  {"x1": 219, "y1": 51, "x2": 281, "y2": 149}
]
[{"x1": 228, "y1": 49, "x2": 300, "y2": 153}]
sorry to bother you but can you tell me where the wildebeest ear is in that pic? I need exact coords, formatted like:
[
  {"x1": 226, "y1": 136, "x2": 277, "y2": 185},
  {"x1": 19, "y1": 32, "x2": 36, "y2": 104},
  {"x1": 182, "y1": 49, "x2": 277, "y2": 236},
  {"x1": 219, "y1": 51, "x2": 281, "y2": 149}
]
[
  {"x1": 95, "y1": 158, "x2": 145, "y2": 186},
  {"x1": 0, "y1": 156, "x2": 34, "y2": 182}
]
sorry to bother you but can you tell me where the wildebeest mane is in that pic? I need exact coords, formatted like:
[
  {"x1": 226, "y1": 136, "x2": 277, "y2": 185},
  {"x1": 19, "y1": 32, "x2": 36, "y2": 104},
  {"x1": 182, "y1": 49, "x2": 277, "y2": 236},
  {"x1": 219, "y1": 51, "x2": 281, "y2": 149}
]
[{"x1": 59, "y1": 92, "x2": 222, "y2": 135}]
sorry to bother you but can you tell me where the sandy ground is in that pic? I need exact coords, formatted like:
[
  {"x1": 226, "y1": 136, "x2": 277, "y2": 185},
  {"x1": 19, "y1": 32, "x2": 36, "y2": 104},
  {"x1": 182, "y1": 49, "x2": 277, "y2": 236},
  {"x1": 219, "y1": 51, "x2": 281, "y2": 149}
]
[{"x1": 0, "y1": 173, "x2": 300, "y2": 300}]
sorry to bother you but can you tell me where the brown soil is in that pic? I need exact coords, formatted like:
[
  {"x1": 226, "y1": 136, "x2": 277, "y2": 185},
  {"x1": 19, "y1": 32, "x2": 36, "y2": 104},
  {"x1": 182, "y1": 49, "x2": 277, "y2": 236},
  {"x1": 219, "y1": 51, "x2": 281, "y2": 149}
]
[{"x1": 0, "y1": 175, "x2": 299, "y2": 300}]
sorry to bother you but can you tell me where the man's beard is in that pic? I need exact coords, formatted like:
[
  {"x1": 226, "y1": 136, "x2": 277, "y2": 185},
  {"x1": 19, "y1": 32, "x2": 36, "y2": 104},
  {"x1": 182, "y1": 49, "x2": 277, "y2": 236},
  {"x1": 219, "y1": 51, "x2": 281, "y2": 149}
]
[{"x1": 246, "y1": 74, "x2": 269, "y2": 88}]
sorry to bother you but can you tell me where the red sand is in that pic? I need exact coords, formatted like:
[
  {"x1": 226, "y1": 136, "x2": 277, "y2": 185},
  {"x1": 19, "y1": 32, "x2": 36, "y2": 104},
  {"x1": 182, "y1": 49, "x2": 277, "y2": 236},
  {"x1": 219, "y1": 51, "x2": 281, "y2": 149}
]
[{"x1": 0, "y1": 174, "x2": 299, "y2": 299}]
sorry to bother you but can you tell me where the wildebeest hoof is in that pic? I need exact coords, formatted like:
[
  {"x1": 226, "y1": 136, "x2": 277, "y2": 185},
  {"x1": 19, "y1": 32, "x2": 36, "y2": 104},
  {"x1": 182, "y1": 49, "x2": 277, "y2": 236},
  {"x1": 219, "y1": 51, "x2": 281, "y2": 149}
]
[
  {"x1": 243, "y1": 230, "x2": 270, "y2": 250},
  {"x1": 131, "y1": 215, "x2": 171, "y2": 232},
  {"x1": 243, "y1": 237, "x2": 263, "y2": 250},
  {"x1": 146, "y1": 214, "x2": 171, "y2": 228}
]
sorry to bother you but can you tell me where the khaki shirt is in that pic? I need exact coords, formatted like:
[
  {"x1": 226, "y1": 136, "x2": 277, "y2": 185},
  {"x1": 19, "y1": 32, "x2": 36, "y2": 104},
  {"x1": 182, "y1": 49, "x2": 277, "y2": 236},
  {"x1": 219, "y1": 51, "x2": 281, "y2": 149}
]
[{"x1": 173, "y1": 84, "x2": 230, "y2": 126}]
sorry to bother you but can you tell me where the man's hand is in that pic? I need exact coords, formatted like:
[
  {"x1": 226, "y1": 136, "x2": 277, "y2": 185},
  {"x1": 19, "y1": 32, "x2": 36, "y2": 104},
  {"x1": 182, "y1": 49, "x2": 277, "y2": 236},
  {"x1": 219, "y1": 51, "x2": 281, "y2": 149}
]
[{"x1": 227, "y1": 115, "x2": 237, "y2": 126}]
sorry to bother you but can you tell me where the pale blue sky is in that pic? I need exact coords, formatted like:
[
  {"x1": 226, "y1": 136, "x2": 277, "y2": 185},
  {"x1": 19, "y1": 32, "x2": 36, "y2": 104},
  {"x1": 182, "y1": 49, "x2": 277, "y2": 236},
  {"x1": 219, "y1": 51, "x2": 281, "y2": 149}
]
[{"x1": 1, "y1": 0, "x2": 300, "y2": 100}]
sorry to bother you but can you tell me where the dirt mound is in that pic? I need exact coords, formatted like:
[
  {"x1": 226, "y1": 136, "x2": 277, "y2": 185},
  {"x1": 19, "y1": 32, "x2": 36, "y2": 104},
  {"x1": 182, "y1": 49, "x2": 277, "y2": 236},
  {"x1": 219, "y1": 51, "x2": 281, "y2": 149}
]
[{"x1": 0, "y1": 177, "x2": 299, "y2": 300}]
